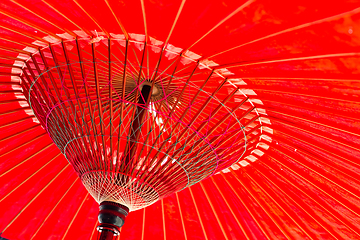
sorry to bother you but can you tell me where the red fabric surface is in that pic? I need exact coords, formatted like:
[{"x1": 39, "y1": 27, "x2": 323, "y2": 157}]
[{"x1": 0, "y1": 0, "x2": 360, "y2": 239}]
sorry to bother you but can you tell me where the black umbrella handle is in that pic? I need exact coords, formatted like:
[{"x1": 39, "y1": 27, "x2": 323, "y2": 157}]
[
  {"x1": 98, "y1": 226, "x2": 118, "y2": 240},
  {"x1": 97, "y1": 201, "x2": 129, "y2": 240}
]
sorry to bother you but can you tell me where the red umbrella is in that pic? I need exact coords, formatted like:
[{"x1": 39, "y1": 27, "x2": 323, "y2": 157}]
[{"x1": 1, "y1": 0, "x2": 360, "y2": 239}]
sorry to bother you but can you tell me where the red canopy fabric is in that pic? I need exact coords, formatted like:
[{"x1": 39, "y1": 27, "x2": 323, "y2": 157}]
[{"x1": 0, "y1": 0, "x2": 360, "y2": 239}]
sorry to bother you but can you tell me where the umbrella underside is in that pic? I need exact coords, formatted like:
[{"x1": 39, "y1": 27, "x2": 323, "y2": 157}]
[
  {"x1": 0, "y1": 0, "x2": 360, "y2": 239},
  {"x1": 22, "y1": 37, "x2": 267, "y2": 211}
]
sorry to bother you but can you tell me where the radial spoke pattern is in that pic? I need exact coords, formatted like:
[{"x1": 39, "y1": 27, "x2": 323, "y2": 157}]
[
  {"x1": 21, "y1": 38, "x2": 264, "y2": 210},
  {"x1": 0, "y1": 0, "x2": 360, "y2": 240}
]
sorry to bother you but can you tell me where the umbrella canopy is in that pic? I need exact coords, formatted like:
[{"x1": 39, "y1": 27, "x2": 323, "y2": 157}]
[{"x1": 1, "y1": 0, "x2": 360, "y2": 239}]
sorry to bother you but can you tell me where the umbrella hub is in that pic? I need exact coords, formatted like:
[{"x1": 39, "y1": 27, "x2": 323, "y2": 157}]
[{"x1": 139, "y1": 81, "x2": 161, "y2": 97}]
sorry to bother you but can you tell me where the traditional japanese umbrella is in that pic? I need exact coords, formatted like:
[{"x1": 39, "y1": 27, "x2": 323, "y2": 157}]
[{"x1": 1, "y1": 0, "x2": 360, "y2": 240}]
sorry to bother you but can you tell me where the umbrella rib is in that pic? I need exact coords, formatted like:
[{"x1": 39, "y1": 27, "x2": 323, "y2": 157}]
[
  {"x1": 0, "y1": 153, "x2": 62, "y2": 203},
  {"x1": 274, "y1": 130, "x2": 360, "y2": 168},
  {"x1": 89, "y1": 219, "x2": 98, "y2": 240},
  {"x1": 0, "y1": 132, "x2": 48, "y2": 159},
  {"x1": 108, "y1": 37, "x2": 114, "y2": 171},
  {"x1": 294, "y1": 145, "x2": 360, "y2": 185},
  {"x1": 254, "y1": 167, "x2": 347, "y2": 240},
  {"x1": 0, "y1": 55, "x2": 25, "y2": 61},
  {"x1": 0, "y1": 8, "x2": 60, "y2": 40},
  {"x1": 271, "y1": 118, "x2": 360, "y2": 152},
  {"x1": 210, "y1": 177, "x2": 252, "y2": 240},
  {"x1": 188, "y1": 187, "x2": 209, "y2": 240},
  {"x1": 0, "y1": 24, "x2": 43, "y2": 42},
  {"x1": 220, "y1": 172, "x2": 272, "y2": 240},
  {"x1": 40, "y1": 0, "x2": 92, "y2": 36},
  {"x1": 154, "y1": 55, "x2": 182, "y2": 81},
  {"x1": 240, "y1": 76, "x2": 360, "y2": 82},
  {"x1": 0, "y1": 123, "x2": 38, "y2": 143},
  {"x1": 266, "y1": 109, "x2": 360, "y2": 138},
  {"x1": 271, "y1": 146, "x2": 360, "y2": 201},
  {"x1": 9, "y1": 0, "x2": 76, "y2": 37},
  {"x1": 175, "y1": 192, "x2": 188, "y2": 240},
  {"x1": 30, "y1": 177, "x2": 79, "y2": 240},
  {"x1": 186, "y1": 0, "x2": 256, "y2": 50},
  {"x1": 199, "y1": 182, "x2": 230, "y2": 240},
  {"x1": 254, "y1": 98, "x2": 359, "y2": 121},
  {"x1": 60, "y1": 42, "x2": 95, "y2": 173},
  {"x1": 164, "y1": 0, "x2": 186, "y2": 46},
  {"x1": 0, "y1": 164, "x2": 70, "y2": 235},
  {"x1": 113, "y1": 43, "x2": 142, "y2": 79},
  {"x1": 229, "y1": 170, "x2": 293, "y2": 240},
  {"x1": 0, "y1": 143, "x2": 54, "y2": 178},
  {"x1": 0, "y1": 45, "x2": 29, "y2": 55},
  {"x1": 141, "y1": 208, "x2": 145, "y2": 240},
  {"x1": 244, "y1": 172, "x2": 316, "y2": 240},
  {"x1": 261, "y1": 160, "x2": 360, "y2": 237},
  {"x1": 72, "y1": 0, "x2": 109, "y2": 37},
  {"x1": 140, "y1": 0, "x2": 148, "y2": 43},
  {"x1": 0, "y1": 99, "x2": 27, "y2": 105},
  {"x1": 149, "y1": 0, "x2": 186, "y2": 81},
  {"x1": 215, "y1": 52, "x2": 360, "y2": 70},
  {"x1": 0, "y1": 36, "x2": 39, "y2": 49},
  {"x1": 207, "y1": 6, "x2": 360, "y2": 59},
  {"x1": 129, "y1": 43, "x2": 147, "y2": 80},
  {"x1": 104, "y1": 0, "x2": 129, "y2": 39},
  {"x1": 0, "y1": 115, "x2": 34, "y2": 129},
  {"x1": 92, "y1": 43, "x2": 107, "y2": 170},
  {"x1": 161, "y1": 199, "x2": 166, "y2": 240},
  {"x1": 116, "y1": 39, "x2": 129, "y2": 173},
  {"x1": 61, "y1": 193, "x2": 90, "y2": 240},
  {"x1": 241, "y1": 87, "x2": 360, "y2": 103},
  {"x1": 267, "y1": 153, "x2": 360, "y2": 217},
  {"x1": 75, "y1": 38, "x2": 101, "y2": 170}
]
